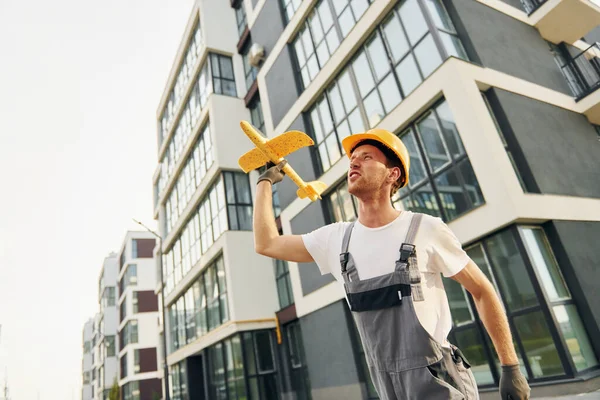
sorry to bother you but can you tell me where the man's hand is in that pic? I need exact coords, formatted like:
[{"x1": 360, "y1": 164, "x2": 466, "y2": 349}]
[
  {"x1": 500, "y1": 364, "x2": 530, "y2": 399},
  {"x1": 258, "y1": 161, "x2": 287, "y2": 185}
]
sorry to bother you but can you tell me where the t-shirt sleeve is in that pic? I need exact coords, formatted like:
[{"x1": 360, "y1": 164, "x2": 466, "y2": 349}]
[
  {"x1": 301, "y1": 224, "x2": 336, "y2": 275},
  {"x1": 429, "y1": 218, "x2": 471, "y2": 277}
]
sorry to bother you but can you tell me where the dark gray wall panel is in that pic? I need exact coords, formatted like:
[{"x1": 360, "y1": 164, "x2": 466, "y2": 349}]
[
  {"x1": 290, "y1": 201, "x2": 335, "y2": 295},
  {"x1": 493, "y1": 89, "x2": 600, "y2": 198},
  {"x1": 265, "y1": 46, "x2": 300, "y2": 128},
  {"x1": 250, "y1": 0, "x2": 285, "y2": 56},
  {"x1": 277, "y1": 115, "x2": 318, "y2": 210},
  {"x1": 300, "y1": 300, "x2": 361, "y2": 389},
  {"x1": 251, "y1": 0, "x2": 259, "y2": 9},
  {"x1": 546, "y1": 221, "x2": 600, "y2": 358},
  {"x1": 584, "y1": 26, "x2": 600, "y2": 45},
  {"x1": 445, "y1": 0, "x2": 572, "y2": 95},
  {"x1": 496, "y1": 0, "x2": 523, "y2": 12}
]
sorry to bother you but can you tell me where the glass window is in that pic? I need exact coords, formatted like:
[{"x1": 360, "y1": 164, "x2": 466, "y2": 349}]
[
  {"x1": 167, "y1": 256, "x2": 228, "y2": 353},
  {"x1": 235, "y1": 3, "x2": 247, "y2": 38},
  {"x1": 292, "y1": 0, "x2": 369, "y2": 89},
  {"x1": 453, "y1": 327, "x2": 494, "y2": 385},
  {"x1": 249, "y1": 97, "x2": 265, "y2": 133},
  {"x1": 514, "y1": 311, "x2": 564, "y2": 378},
  {"x1": 486, "y1": 230, "x2": 538, "y2": 311},
  {"x1": 284, "y1": 322, "x2": 312, "y2": 399},
  {"x1": 164, "y1": 174, "x2": 236, "y2": 294},
  {"x1": 328, "y1": 180, "x2": 358, "y2": 222},
  {"x1": 274, "y1": 258, "x2": 294, "y2": 309},
  {"x1": 519, "y1": 227, "x2": 570, "y2": 302},
  {"x1": 211, "y1": 54, "x2": 237, "y2": 97},
  {"x1": 304, "y1": 0, "x2": 468, "y2": 173},
  {"x1": 392, "y1": 101, "x2": 483, "y2": 222},
  {"x1": 105, "y1": 335, "x2": 115, "y2": 357},
  {"x1": 242, "y1": 43, "x2": 258, "y2": 91},
  {"x1": 281, "y1": 0, "x2": 303, "y2": 22},
  {"x1": 210, "y1": 344, "x2": 227, "y2": 400},
  {"x1": 446, "y1": 226, "x2": 597, "y2": 386},
  {"x1": 158, "y1": 21, "x2": 204, "y2": 147},
  {"x1": 442, "y1": 278, "x2": 473, "y2": 326},
  {"x1": 553, "y1": 304, "x2": 598, "y2": 372},
  {"x1": 224, "y1": 172, "x2": 253, "y2": 231}
]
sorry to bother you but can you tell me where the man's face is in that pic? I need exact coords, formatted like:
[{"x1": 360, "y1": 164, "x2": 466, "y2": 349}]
[{"x1": 347, "y1": 144, "x2": 392, "y2": 198}]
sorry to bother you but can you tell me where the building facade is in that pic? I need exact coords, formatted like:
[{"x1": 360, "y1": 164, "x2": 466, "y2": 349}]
[
  {"x1": 81, "y1": 254, "x2": 120, "y2": 400},
  {"x1": 153, "y1": 0, "x2": 600, "y2": 398},
  {"x1": 117, "y1": 232, "x2": 162, "y2": 400},
  {"x1": 82, "y1": 318, "x2": 94, "y2": 400}
]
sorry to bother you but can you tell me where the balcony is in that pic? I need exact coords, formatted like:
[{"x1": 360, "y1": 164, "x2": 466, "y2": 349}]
[
  {"x1": 528, "y1": 0, "x2": 600, "y2": 44},
  {"x1": 561, "y1": 43, "x2": 600, "y2": 100},
  {"x1": 557, "y1": 43, "x2": 600, "y2": 124}
]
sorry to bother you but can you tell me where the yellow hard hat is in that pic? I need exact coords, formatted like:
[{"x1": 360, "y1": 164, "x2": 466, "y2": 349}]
[{"x1": 341, "y1": 129, "x2": 410, "y2": 188}]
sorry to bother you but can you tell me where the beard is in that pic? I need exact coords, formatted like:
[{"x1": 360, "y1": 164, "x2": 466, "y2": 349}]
[{"x1": 348, "y1": 172, "x2": 388, "y2": 199}]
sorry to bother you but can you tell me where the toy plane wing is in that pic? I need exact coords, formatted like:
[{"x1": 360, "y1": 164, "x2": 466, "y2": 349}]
[
  {"x1": 238, "y1": 120, "x2": 328, "y2": 201},
  {"x1": 238, "y1": 130, "x2": 314, "y2": 173}
]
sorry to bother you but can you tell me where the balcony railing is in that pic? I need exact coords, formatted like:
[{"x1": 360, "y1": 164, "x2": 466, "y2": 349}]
[
  {"x1": 520, "y1": 0, "x2": 547, "y2": 14},
  {"x1": 561, "y1": 43, "x2": 600, "y2": 100}
]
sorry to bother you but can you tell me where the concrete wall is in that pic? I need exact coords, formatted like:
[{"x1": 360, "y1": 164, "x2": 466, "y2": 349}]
[
  {"x1": 584, "y1": 25, "x2": 600, "y2": 44},
  {"x1": 249, "y1": 0, "x2": 286, "y2": 59},
  {"x1": 103, "y1": 356, "x2": 118, "y2": 388},
  {"x1": 490, "y1": 89, "x2": 600, "y2": 198},
  {"x1": 299, "y1": 300, "x2": 364, "y2": 400},
  {"x1": 223, "y1": 231, "x2": 280, "y2": 321},
  {"x1": 265, "y1": 46, "x2": 300, "y2": 129},
  {"x1": 289, "y1": 201, "x2": 334, "y2": 295},
  {"x1": 445, "y1": 0, "x2": 572, "y2": 95},
  {"x1": 137, "y1": 257, "x2": 158, "y2": 289},
  {"x1": 104, "y1": 307, "x2": 119, "y2": 335},
  {"x1": 211, "y1": 94, "x2": 253, "y2": 171},
  {"x1": 546, "y1": 220, "x2": 600, "y2": 358}
]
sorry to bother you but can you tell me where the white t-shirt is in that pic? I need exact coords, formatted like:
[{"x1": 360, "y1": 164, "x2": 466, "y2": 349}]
[{"x1": 301, "y1": 211, "x2": 470, "y2": 347}]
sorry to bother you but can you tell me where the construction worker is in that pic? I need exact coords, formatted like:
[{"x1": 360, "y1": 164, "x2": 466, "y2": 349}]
[{"x1": 253, "y1": 128, "x2": 531, "y2": 400}]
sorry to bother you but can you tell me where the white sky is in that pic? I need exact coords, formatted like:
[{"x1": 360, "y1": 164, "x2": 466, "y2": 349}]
[{"x1": 0, "y1": 0, "x2": 195, "y2": 398}]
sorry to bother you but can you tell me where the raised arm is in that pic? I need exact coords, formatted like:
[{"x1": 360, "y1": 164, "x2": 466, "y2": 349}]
[{"x1": 253, "y1": 163, "x2": 314, "y2": 263}]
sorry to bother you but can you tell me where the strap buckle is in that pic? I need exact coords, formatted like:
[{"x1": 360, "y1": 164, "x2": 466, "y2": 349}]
[
  {"x1": 399, "y1": 243, "x2": 415, "y2": 263},
  {"x1": 340, "y1": 253, "x2": 349, "y2": 272}
]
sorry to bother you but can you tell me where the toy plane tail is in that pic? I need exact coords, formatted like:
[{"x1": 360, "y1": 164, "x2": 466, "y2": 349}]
[
  {"x1": 238, "y1": 130, "x2": 314, "y2": 172},
  {"x1": 296, "y1": 181, "x2": 328, "y2": 200}
]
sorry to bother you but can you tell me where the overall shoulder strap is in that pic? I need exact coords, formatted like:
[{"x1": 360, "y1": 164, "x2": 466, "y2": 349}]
[
  {"x1": 399, "y1": 213, "x2": 425, "y2": 301},
  {"x1": 398, "y1": 213, "x2": 423, "y2": 263},
  {"x1": 340, "y1": 221, "x2": 356, "y2": 272}
]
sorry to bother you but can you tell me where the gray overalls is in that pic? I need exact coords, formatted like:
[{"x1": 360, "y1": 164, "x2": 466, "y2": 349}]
[{"x1": 340, "y1": 213, "x2": 479, "y2": 400}]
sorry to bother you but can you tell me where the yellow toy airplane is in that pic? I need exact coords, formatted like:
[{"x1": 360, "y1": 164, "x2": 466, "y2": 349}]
[{"x1": 238, "y1": 120, "x2": 327, "y2": 201}]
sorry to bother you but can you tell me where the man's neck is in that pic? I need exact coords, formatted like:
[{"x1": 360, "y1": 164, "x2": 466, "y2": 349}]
[{"x1": 357, "y1": 198, "x2": 401, "y2": 228}]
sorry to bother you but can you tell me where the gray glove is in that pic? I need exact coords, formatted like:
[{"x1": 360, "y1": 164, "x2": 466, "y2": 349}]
[
  {"x1": 500, "y1": 364, "x2": 530, "y2": 400},
  {"x1": 257, "y1": 161, "x2": 286, "y2": 185}
]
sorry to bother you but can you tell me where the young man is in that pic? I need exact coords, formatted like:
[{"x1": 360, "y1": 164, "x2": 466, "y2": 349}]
[{"x1": 253, "y1": 128, "x2": 530, "y2": 400}]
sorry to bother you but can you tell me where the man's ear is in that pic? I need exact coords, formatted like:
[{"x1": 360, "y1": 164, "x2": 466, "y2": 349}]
[{"x1": 388, "y1": 166, "x2": 401, "y2": 183}]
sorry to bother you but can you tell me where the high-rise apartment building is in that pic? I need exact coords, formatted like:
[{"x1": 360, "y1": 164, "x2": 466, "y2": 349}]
[
  {"x1": 82, "y1": 318, "x2": 94, "y2": 400},
  {"x1": 154, "y1": 0, "x2": 600, "y2": 398},
  {"x1": 81, "y1": 254, "x2": 120, "y2": 400},
  {"x1": 117, "y1": 232, "x2": 162, "y2": 400}
]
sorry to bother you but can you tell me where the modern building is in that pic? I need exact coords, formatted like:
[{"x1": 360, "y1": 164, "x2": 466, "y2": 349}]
[
  {"x1": 96, "y1": 253, "x2": 120, "y2": 399},
  {"x1": 81, "y1": 254, "x2": 120, "y2": 400},
  {"x1": 153, "y1": 0, "x2": 600, "y2": 398},
  {"x1": 82, "y1": 318, "x2": 94, "y2": 400},
  {"x1": 117, "y1": 232, "x2": 162, "y2": 400}
]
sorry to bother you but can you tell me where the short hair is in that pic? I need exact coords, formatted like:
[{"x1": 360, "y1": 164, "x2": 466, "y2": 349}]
[{"x1": 351, "y1": 139, "x2": 405, "y2": 196}]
